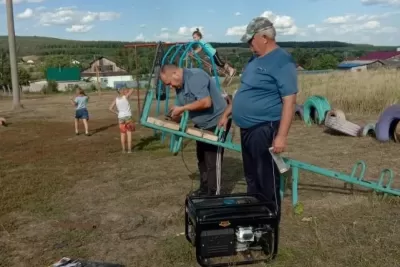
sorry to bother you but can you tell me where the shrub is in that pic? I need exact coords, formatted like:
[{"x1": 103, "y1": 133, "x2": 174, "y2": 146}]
[{"x1": 41, "y1": 80, "x2": 58, "y2": 94}]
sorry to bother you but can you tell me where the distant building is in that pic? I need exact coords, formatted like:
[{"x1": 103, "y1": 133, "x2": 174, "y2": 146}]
[
  {"x1": 26, "y1": 67, "x2": 87, "y2": 92},
  {"x1": 337, "y1": 60, "x2": 384, "y2": 72},
  {"x1": 358, "y1": 51, "x2": 400, "y2": 61},
  {"x1": 81, "y1": 56, "x2": 133, "y2": 88}
]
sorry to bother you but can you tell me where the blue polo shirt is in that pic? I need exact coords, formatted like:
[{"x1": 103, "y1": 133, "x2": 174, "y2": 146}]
[
  {"x1": 175, "y1": 68, "x2": 227, "y2": 129},
  {"x1": 232, "y1": 47, "x2": 298, "y2": 129}
]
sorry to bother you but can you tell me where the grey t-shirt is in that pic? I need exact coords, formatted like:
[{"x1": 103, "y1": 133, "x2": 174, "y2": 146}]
[{"x1": 175, "y1": 68, "x2": 227, "y2": 129}]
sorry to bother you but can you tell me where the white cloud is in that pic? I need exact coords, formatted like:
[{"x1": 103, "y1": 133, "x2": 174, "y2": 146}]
[
  {"x1": 177, "y1": 26, "x2": 204, "y2": 36},
  {"x1": 226, "y1": 26, "x2": 246, "y2": 36},
  {"x1": 225, "y1": 10, "x2": 299, "y2": 37},
  {"x1": 16, "y1": 8, "x2": 33, "y2": 19},
  {"x1": 140, "y1": 24, "x2": 146, "y2": 28},
  {"x1": 27, "y1": 6, "x2": 120, "y2": 33},
  {"x1": 80, "y1": 12, "x2": 120, "y2": 24},
  {"x1": 324, "y1": 15, "x2": 353, "y2": 24},
  {"x1": 155, "y1": 32, "x2": 169, "y2": 40},
  {"x1": 66, "y1": 24, "x2": 93, "y2": 33},
  {"x1": 304, "y1": 11, "x2": 400, "y2": 44},
  {"x1": 324, "y1": 12, "x2": 400, "y2": 25},
  {"x1": 135, "y1": 33, "x2": 145, "y2": 41},
  {"x1": 379, "y1": 26, "x2": 398, "y2": 33},
  {"x1": 361, "y1": 0, "x2": 400, "y2": 6},
  {"x1": 235, "y1": 12, "x2": 241, "y2": 16},
  {"x1": 153, "y1": 26, "x2": 206, "y2": 42}
]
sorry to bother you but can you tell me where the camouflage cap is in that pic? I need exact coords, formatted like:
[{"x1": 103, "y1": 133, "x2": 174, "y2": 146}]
[{"x1": 240, "y1": 17, "x2": 274, "y2": 43}]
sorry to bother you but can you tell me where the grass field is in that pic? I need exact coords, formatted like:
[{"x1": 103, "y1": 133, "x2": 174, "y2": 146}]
[{"x1": 1, "y1": 70, "x2": 400, "y2": 267}]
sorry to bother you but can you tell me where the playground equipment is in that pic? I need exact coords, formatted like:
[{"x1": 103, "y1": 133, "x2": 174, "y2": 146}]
[
  {"x1": 375, "y1": 104, "x2": 400, "y2": 142},
  {"x1": 324, "y1": 109, "x2": 362, "y2": 137},
  {"x1": 187, "y1": 53, "x2": 235, "y2": 87},
  {"x1": 138, "y1": 41, "x2": 400, "y2": 209},
  {"x1": 295, "y1": 97, "x2": 400, "y2": 142}
]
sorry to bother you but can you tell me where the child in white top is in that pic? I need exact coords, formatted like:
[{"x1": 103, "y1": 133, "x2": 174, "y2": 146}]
[{"x1": 109, "y1": 88, "x2": 135, "y2": 153}]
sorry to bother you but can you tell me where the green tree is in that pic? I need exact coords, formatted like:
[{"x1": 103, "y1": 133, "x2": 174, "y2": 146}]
[{"x1": 316, "y1": 54, "x2": 338, "y2": 70}]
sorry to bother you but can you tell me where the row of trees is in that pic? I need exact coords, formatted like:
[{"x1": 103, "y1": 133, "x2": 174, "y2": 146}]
[
  {"x1": 0, "y1": 49, "x2": 30, "y2": 94},
  {"x1": 0, "y1": 42, "x2": 388, "y2": 90}
]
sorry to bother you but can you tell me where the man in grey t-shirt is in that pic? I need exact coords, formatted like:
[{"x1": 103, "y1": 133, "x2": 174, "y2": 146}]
[{"x1": 160, "y1": 64, "x2": 231, "y2": 196}]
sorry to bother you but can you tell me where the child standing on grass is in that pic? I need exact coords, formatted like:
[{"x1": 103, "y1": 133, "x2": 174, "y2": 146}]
[
  {"x1": 109, "y1": 88, "x2": 135, "y2": 153},
  {"x1": 70, "y1": 88, "x2": 90, "y2": 136},
  {"x1": 191, "y1": 28, "x2": 236, "y2": 77}
]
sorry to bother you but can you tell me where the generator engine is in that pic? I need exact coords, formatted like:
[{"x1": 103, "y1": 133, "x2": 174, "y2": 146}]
[{"x1": 235, "y1": 226, "x2": 272, "y2": 253}]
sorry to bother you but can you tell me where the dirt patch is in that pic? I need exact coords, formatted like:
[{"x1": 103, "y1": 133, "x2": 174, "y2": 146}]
[{"x1": 1, "y1": 92, "x2": 400, "y2": 267}]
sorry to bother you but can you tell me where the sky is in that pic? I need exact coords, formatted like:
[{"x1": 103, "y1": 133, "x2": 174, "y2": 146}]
[{"x1": 0, "y1": 0, "x2": 399, "y2": 46}]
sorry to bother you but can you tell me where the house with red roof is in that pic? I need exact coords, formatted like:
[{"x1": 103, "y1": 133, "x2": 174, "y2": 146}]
[{"x1": 358, "y1": 51, "x2": 400, "y2": 61}]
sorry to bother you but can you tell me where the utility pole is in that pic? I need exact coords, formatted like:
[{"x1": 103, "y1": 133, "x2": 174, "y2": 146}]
[{"x1": 6, "y1": 0, "x2": 22, "y2": 109}]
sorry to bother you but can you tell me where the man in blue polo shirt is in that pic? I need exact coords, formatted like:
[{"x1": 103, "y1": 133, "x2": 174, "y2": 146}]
[
  {"x1": 219, "y1": 17, "x2": 298, "y2": 218},
  {"x1": 160, "y1": 64, "x2": 230, "y2": 196}
]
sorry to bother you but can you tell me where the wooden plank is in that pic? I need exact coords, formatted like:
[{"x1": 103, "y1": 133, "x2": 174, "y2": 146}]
[
  {"x1": 186, "y1": 127, "x2": 219, "y2": 141},
  {"x1": 147, "y1": 117, "x2": 180, "y2": 131},
  {"x1": 147, "y1": 116, "x2": 219, "y2": 142}
]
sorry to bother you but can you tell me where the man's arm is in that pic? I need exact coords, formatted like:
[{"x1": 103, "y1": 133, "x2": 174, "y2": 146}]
[
  {"x1": 182, "y1": 73, "x2": 212, "y2": 112},
  {"x1": 276, "y1": 62, "x2": 298, "y2": 138}
]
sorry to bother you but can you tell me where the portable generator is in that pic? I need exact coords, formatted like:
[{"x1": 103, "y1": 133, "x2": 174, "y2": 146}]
[{"x1": 185, "y1": 193, "x2": 279, "y2": 267}]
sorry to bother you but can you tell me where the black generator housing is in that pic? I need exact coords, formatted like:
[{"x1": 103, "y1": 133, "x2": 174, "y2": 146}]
[{"x1": 185, "y1": 193, "x2": 279, "y2": 267}]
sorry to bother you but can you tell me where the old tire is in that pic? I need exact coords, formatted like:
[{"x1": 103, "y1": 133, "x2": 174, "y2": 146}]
[
  {"x1": 303, "y1": 95, "x2": 331, "y2": 125},
  {"x1": 375, "y1": 104, "x2": 400, "y2": 142},
  {"x1": 295, "y1": 104, "x2": 304, "y2": 120},
  {"x1": 360, "y1": 123, "x2": 376, "y2": 137},
  {"x1": 324, "y1": 116, "x2": 362, "y2": 137},
  {"x1": 326, "y1": 109, "x2": 346, "y2": 121}
]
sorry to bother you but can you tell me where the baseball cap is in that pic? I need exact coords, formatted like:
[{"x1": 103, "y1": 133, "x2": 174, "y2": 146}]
[{"x1": 240, "y1": 17, "x2": 274, "y2": 43}]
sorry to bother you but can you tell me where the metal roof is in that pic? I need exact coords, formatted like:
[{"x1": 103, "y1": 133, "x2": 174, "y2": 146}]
[
  {"x1": 337, "y1": 60, "x2": 378, "y2": 68},
  {"x1": 358, "y1": 51, "x2": 400, "y2": 60},
  {"x1": 46, "y1": 67, "x2": 81, "y2": 81}
]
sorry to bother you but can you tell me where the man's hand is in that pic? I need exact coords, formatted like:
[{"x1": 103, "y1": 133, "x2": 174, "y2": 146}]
[
  {"x1": 170, "y1": 106, "x2": 185, "y2": 117},
  {"x1": 272, "y1": 135, "x2": 287, "y2": 153},
  {"x1": 218, "y1": 115, "x2": 229, "y2": 130}
]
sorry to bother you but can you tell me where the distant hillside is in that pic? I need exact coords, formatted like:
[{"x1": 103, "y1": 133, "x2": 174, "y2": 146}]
[
  {"x1": 0, "y1": 36, "x2": 397, "y2": 60},
  {"x1": 0, "y1": 35, "x2": 398, "y2": 80}
]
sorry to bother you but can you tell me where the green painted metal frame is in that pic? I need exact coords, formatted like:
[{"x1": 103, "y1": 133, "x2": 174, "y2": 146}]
[
  {"x1": 140, "y1": 41, "x2": 400, "y2": 208},
  {"x1": 141, "y1": 87, "x2": 400, "y2": 206}
]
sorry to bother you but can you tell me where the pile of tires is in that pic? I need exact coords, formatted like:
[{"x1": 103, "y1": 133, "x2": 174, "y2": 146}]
[{"x1": 295, "y1": 96, "x2": 400, "y2": 143}]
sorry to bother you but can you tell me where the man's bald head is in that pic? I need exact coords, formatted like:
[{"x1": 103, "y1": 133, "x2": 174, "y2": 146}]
[{"x1": 160, "y1": 64, "x2": 183, "y2": 89}]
